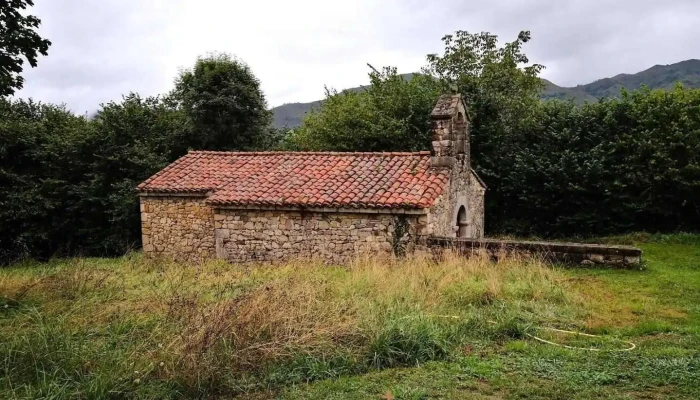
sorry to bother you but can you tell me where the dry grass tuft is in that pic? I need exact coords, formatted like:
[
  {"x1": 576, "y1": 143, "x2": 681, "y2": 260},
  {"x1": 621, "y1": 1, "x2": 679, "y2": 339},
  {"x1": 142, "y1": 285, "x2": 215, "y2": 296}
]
[{"x1": 0, "y1": 251, "x2": 581, "y2": 396}]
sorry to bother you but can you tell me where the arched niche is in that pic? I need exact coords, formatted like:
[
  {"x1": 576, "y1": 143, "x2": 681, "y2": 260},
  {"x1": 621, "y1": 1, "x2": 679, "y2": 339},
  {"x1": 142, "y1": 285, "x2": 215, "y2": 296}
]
[{"x1": 457, "y1": 205, "x2": 469, "y2": 238}]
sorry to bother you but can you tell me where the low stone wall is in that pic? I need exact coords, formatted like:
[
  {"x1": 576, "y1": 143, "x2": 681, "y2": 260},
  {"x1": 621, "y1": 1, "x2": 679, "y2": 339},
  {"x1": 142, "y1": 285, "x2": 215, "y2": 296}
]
[
  {"x1": 426, "y1": 237, "x2": 643, "y2": 268},
  {"x1": 215, "y1": 209, "x2": 425, "y2": 263}
]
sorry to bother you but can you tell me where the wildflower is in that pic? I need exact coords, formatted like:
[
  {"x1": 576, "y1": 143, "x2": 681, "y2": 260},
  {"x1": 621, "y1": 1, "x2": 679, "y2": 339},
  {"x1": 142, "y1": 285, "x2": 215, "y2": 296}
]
[
  {"x1": 134, "y1": 378, "x2": 140, "y2": 384},
  {"x1": 160, "y1": 362, "x2": 165, "y2": 367}
]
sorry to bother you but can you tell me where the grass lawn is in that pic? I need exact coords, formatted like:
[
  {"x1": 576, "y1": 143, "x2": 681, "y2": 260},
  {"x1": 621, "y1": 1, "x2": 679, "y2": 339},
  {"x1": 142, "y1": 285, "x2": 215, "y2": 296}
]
[{"x1": 1, "y1": 234, "x2": 699, "y2": 399}]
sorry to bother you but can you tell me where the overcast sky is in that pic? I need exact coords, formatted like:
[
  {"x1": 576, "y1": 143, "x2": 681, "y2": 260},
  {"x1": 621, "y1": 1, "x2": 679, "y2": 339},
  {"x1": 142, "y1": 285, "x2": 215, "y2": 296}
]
[{"x1": 14, "y1": 0, "x2": 700, "y2": 114}]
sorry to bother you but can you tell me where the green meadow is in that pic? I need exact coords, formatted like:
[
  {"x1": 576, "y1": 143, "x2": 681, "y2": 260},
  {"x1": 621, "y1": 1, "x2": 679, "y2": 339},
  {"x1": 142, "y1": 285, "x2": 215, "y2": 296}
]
[{"x1": 1, "y1": 234, "x2": 699, "y2": 399}]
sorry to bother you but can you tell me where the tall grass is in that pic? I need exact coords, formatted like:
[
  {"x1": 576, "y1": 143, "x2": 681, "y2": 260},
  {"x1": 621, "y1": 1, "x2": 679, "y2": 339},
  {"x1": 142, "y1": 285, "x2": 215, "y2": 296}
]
[{"x1": 0, "y1": 252, "x2": 581, "y2": 398}]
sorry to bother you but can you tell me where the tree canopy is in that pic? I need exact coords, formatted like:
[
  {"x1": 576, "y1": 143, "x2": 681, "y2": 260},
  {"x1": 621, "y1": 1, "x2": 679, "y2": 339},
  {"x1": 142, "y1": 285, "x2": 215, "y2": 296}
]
[
  {"x1": 424, "y1": 31, "x2": 546, "y2": 230},
  {"x1": 0, "y1": 0, "x2": 51, "y2": 96},
  {"x1": 1, "y1": 53, "x2": 278, "y2": 263},
  {"x1": 288, "y1": 66, "x2": 441, "y2": 151},
  {"x1": 172, "y1": 53, "x2": 272, "y2": 152}
]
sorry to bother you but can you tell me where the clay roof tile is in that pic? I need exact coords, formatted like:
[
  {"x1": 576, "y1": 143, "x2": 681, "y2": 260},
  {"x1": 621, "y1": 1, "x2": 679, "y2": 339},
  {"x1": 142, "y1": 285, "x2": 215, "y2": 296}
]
[{"x1": 138, "y1": 151, "x2": 449, "y2": 209}]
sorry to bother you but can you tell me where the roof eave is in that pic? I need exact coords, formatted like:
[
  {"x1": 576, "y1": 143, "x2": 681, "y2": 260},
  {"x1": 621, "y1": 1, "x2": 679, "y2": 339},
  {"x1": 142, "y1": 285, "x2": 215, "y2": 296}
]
[
  {"x1": 209, "y1": 204, "x2": 428, "y2": 215},
  {"x1": 470, "y1": 169, "x2": 488, "y2": 190},
  {"x1": 137, "y1": 190, "x2": 212, "y2": 198}
]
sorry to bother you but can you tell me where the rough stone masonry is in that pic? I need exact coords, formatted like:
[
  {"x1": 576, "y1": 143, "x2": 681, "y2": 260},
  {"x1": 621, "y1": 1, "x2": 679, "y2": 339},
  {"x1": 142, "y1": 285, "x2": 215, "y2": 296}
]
[{"x1": 137, "y1": 94, "x2": 487, "y2": 263}]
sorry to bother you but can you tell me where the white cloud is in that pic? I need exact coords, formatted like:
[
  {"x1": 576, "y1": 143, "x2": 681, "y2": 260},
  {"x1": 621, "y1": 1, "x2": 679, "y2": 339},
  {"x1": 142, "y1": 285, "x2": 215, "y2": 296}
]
[{"x1": 14, "y1": 0, "x2": 700, "y2": 113}]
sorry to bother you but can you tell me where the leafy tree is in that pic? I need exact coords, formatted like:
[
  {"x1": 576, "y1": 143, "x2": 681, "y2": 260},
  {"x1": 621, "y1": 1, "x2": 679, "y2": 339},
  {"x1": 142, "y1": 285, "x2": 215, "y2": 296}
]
[
  {"x1": 172, "y1": 53, "x2": 272, "y2": 152},
  {"x1": 0, "y1": 98, "x2": 91, "y2": 262},
  {"x1": 0, "y1": 0, "x2": 51, "y2": 96},
  {"x1": 0, "y1": 94, "x2": 186, "y2": 263},
  {"x1": 75, "y1": 94, "x2": 186, "y2": 255},
  {"x1": 424, "y1": 30, "x2": 545, "y2": 230},
  {"x1": 425, "y1": 31, "x2": 544, "y2": 105},
  {"x1": 290, "y1": 66, "x2": 441, "y2": 151},
  {"x1": 262, "y1": 124, "x2": 291, "y2": 150}
]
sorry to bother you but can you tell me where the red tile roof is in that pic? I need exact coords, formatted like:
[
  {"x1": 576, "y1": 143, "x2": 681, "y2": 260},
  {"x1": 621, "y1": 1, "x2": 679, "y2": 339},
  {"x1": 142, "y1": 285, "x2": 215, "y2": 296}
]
[{"x1": 138, "y1": 151, "x2": 449, "y2": 209}]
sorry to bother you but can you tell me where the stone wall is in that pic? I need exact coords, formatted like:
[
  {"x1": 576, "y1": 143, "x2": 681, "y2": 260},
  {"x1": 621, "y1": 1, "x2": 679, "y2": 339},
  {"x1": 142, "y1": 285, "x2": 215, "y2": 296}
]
[
  {"x1": 140, "y1": 196, "x2": 215, "y2": 262},
  {"x1": 426, "y1": 170, "x2": 485, "y2": 238},
  {"x1": 427, "y1": 237, "x2": 643, "y2": 268},
  {"x1": 215, "y1": 209, "x2": 425, "y2": 263},
  {"x1": 466, "y1": 171, "x2": 486, "y2": 238},
  {"x1": 139, "y1": 193, "x2": 640, "y2": 269},
  {"x1": 138, "y1": 191, "x2": 484, "y2": 263},
  {"x1": 426, "y1": 191, "x2": 451, "y2": 236}
]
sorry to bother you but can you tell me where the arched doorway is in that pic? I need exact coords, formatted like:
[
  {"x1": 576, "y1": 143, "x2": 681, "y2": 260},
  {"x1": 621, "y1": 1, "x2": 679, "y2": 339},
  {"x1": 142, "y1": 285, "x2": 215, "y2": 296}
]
[{"x1": 457, "y1": 206, "x2": 468, "y2": 238}]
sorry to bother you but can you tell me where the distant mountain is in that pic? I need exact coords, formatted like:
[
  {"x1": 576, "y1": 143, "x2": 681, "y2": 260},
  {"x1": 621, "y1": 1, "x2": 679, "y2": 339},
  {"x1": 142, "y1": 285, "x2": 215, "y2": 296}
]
[
  {"x1": 542, "y1": 59, "x2": 700, "y2": 104},
  {"x1": 540, "y1": 79, "x2": 598, "y2": 104},
  {"x1": 272, "y1": 73, "x2": 414, "y2": 129},
  {"x1": 273, "y1": 60, "x2": 700, "y2": 128},
  {"x1": 272, "y1": 100, "x2": 323, "y2": 129}
]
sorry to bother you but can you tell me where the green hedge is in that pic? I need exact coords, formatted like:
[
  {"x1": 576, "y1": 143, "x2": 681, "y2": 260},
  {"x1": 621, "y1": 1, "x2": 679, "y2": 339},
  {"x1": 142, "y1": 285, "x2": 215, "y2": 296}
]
[
  {"x1": 481, "y1": 86, "x2": 700, "y2": 236},
  {"x1": 0, "y1": 96, "x2": 180, "y2": 263}
]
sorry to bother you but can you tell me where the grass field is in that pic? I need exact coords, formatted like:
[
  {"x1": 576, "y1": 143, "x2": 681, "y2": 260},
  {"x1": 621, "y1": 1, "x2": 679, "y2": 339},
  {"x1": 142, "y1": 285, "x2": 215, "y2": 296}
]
[{"x1": 1, "y1": 234, "x2": 699, "y2": 399}]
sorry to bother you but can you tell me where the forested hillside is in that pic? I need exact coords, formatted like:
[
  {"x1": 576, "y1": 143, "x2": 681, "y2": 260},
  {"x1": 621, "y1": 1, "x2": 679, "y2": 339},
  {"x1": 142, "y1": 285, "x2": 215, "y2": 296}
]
[
  {"x1": 542, "y1": 59, "x2": 700, "y2": 103},
  {"x1": 274, "y1": 59, "x2": 700, "y2": 127},
  {"x1": 272, "y1": 100, "x2": 322, "y2": 129}
]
